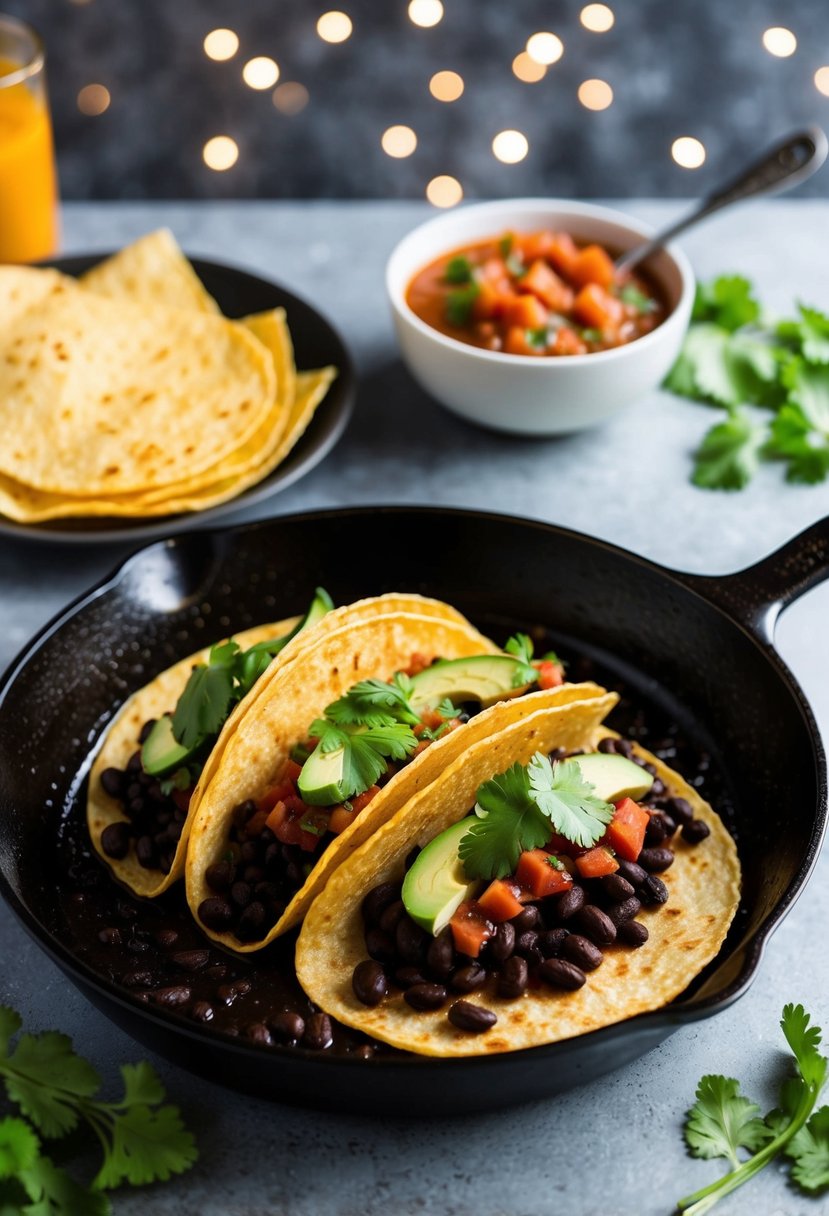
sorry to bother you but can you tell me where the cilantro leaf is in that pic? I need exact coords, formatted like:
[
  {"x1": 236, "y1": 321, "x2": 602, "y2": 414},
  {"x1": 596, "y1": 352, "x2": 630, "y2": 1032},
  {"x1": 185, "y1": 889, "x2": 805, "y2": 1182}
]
[
  {"x1": 619, "y1": 284, "x2": 657, "y2": 313},
  {"x1": 782, "y1": 1003, "x2": 827, "y2": 1091},
  {"x1": 325, "y1": 673, "x2": 418, "y2": 727},
  {"x1": 444, "y1": 256, "x2": 472, "y2": 285},
  {"x1": 777, "y1": 305, "x2": 829, "y2": 364},
  {"x1": 784, "y1": 360, "x2": 829, "y2": 433},
  {"x1": 93, "y1": 1102, "x2": 197, "y2": 1190},
  {"x1": 307, "y1": 719, "x2": 418, "y2": 801},
  {"x1": 459, "y1": 763, "x2": 551, "y2": 879},
  {"x1": 171, "y1": 641, "x2": 238, "y2": 751},
  {"x1": 498, "y1": 233, "x2": 514, "y2": 257},
  {"x1": 0, "y1": 1010, "x2": 21, "y2": 1059},
  {"x1": 446, "y1": 283, "x2": 480, "y2": 327},
  {"x1": 3, "y1": 1032, "x2": 100, "y2": 1138},
  {"x1": 504, "y1": 633, "x2": 537, "y2": 686},
  {"x1": 766, "y1": 403, "x2": 829, "y2": 484},
  {"x1": 0, "y1": 1118, "x2": 39, "y2": 1181},
  {"x1": 18, "y1": 1153, "x2": 111, "y2": 1216},
  {"x1": 684, "y1": 1075, "x2": 768, "y2": 1167},
  {"x1": 528, "y1": 754, "x2": 615, "y2": 848},
  {"x1": 693, "y1": 275, "x2": 761, "y2": 332},
  {"x1": 526, "y1": 326, "x2": 548, "y2": 348},
  {"x1": 433, "y1": 697, "x2": 458, "y2": 720},
  {"x1": 692, "y1": 410, "x2": 766, "y2": 491},
  {"x1": 787, "y1": 1105, "x2": 829, "y2": 1192}
]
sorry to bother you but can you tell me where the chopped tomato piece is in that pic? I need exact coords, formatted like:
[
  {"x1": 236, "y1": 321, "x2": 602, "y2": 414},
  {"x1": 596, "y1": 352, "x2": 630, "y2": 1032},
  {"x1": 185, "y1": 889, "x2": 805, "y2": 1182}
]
[
  {"x1": 350, "y1": 785, "x2": 381, "y2": 815},
  {"x1": 573, "y1": 283, "x2": 624, "y2": 331},
  {"x1": 575, "y1": 846, "x2": 619, "y2": 879},
  {"x1": 403, "y1": 652, "x2": 433, "y2": 676},
  {"x1": 551, "y1": 326, "x2": 588, "y2": 356},
  {"x1": 515, "y1": 848, "x2": 574, "y2": 899},
  {"x1": 329, "y1": 805, "x2": 357, "y2": 835},
  {"x1": 604, "y1": 797, "x2": 650, "y2": 862},
  {"x1": 478, "y1": 879, "x2": 524, "y2": 923},
  {"x1": 570, "y1": 244, "x2": 617, "y2": 289},
  {"x1": 449, "y1": 901, "x2": 494, "y2": 958},
  {"x1": 504, "y1": 293, "x2": 548, "y2": 330},
  {"x1": 546, "y1": 232, "x2": 580, "y2": 276},
  {"x1": 535, "y1": 659, "x2": 564, "y2": 689},
  {"x1": 256, "y1": 777, "x2": 296, "y2": 815},
  {"x1": 515, "y1": 230, "x2": 553, "y2": 262},
  {"x1": 472, "y1": 278, "x2": 515, "y2": 321},
  {"x1": 284, "y1": 759, "x2": 303, "y2": 783},
  {"x1": 521, "y1": 259, "x2": 574, "y2": 312},
  {"x1": 266, "y1": 796, "x2": 327, "y2": 852},
  {"x1": 504, "y1": 326, "x2": 546, "y2": 357}
]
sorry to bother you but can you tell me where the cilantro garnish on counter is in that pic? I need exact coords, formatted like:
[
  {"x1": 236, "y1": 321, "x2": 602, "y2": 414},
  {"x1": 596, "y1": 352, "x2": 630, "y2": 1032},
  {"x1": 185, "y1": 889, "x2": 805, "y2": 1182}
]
[
  {"x1": 664, "y1": 275, "x2": 829, "y2": 489},
  {"x1": 0, "y1": 1005, "x2": 197, "y2": 1213},
  {"x1": 459, "y1": 753, "x2": 614, "y2": 880},
  {"x1": 677, "y1": 1003, "x2": 829, "y2": 1213}
]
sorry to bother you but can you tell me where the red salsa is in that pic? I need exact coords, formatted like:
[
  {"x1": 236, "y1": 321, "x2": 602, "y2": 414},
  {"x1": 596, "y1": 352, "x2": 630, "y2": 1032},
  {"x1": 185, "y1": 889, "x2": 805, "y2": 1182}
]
[{"x1": 406, "y1": 230, "x2": 668, "y2": 356}]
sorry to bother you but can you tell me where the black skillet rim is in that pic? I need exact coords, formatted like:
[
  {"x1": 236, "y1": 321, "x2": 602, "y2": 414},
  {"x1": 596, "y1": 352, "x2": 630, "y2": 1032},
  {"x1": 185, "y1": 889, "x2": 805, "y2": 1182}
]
[{"x1": 0, "y1": 504, "x2": 825, "y2": 1073}]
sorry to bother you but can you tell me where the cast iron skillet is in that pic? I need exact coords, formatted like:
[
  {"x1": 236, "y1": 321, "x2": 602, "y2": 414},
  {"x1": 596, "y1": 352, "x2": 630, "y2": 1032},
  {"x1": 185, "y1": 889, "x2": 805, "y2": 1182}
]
[{"x1": 0, "y1": 507, "x2": 827, "y2": 1115}]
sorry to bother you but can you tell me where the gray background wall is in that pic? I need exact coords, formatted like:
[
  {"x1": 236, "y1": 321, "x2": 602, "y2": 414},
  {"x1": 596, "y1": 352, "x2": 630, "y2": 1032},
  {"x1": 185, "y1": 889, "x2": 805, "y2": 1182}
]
[{"x1": 8, "y1": 0, "x2": 829, "y2": 199}]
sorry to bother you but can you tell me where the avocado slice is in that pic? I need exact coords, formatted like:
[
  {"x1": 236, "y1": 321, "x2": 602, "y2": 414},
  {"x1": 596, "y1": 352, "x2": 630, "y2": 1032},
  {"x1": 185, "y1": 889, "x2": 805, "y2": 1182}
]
[
  {"x1": 275, "y1": 586, "x2": 334, "y2": 653},
  {"x1": 297, "y1": 739, "x2": 350, "y2": 806},
  {"x1": 402, "y1": 817, "x2": 481, "y2": 935},
  {"x1": 570, "y1": 752, "x2": 654, "y2": 802},
  {"x1": 409, "y1": 654, "x2": 533, "y2": 712}
]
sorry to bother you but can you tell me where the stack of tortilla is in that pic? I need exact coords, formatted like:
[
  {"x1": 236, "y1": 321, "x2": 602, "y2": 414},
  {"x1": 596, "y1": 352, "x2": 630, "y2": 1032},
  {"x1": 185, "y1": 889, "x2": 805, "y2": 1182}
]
[{"x1": 0, "y1": 230, "x2": 337, "y2": 522}]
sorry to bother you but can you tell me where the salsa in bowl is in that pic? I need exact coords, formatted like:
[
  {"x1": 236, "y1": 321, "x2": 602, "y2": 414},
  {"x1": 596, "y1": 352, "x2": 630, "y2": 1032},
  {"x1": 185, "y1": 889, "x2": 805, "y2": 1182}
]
[{"x1": 386, "y1": 199, "x2": 694, "y2": 435}]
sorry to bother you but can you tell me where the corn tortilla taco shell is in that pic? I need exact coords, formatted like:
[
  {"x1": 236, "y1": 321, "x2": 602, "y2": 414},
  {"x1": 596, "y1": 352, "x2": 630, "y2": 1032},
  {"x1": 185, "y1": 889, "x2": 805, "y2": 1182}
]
[
  {"x1": 295, "y1": 704, "x2": 741, "y2": 1057},
  {"x1": 0, "y1": 266, "x2": 74, "y2": 327},
  {"x1": 88, "y1": 594, "x2": 484, "y2": 897},
  {"x1": 79, "y1": 229, "x2": 220, "y2": 315}
]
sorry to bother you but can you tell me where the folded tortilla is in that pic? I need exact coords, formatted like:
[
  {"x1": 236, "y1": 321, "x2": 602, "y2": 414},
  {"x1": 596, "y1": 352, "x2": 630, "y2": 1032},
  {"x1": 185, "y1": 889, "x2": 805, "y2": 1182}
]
[{"x1": 295, "y1": 699, "x2": 741, "y2": 1057}]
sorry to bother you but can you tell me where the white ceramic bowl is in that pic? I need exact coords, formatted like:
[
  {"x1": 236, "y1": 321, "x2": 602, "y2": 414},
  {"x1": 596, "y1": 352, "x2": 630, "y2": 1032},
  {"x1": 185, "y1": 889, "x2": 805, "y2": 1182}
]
[{"x1": 386, "y1": 199, "x2": 695, "y2": 435}]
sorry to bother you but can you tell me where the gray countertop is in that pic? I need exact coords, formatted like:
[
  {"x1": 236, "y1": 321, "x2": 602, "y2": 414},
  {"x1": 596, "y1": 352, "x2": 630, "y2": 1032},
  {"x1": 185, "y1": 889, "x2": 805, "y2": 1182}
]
[{"x1": 1, "y1": 200, "x2": 828, "y2": 1216}]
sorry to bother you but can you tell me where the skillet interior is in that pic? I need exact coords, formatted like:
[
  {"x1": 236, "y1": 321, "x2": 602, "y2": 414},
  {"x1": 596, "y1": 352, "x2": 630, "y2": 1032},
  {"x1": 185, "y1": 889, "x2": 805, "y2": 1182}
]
[{"x1": 0, "y1": 507, "x2": 823, "y2": 1113}]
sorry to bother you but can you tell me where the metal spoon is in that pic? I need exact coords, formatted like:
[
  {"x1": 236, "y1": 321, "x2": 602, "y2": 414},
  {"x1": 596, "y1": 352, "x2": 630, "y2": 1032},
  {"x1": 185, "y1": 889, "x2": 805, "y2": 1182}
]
[{"x1": 615, "y1": 126, "x2": 828, "y2": 275}]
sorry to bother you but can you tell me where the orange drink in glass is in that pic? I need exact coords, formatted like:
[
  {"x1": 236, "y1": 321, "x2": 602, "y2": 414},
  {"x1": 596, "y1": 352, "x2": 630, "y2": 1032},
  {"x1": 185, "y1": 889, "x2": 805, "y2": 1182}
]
[{"x1": 0, "y1": 14, "x2": 59, "y2": 263}]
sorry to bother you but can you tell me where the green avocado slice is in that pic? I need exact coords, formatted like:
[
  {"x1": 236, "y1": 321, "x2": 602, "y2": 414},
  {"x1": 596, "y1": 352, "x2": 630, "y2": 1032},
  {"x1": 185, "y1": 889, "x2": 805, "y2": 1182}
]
[
  {"x1": 570, "y1": 752, "x2": 654, "y2": 802},
  {"x1": 296, "y1": 740, "x2": 350, "y2": 807},
  {"x1": 408, "y1": 654, "x2": 533, "y2": 712},
  {"x1": 402, "y1": 817, "x2": 481, "y2": 935}
]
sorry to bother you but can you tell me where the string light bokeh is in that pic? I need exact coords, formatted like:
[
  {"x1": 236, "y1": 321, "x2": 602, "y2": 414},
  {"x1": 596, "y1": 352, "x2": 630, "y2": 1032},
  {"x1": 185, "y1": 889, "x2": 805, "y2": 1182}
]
[{"x1": 39, "y1": 0, "x2": 829, "y2": 202}]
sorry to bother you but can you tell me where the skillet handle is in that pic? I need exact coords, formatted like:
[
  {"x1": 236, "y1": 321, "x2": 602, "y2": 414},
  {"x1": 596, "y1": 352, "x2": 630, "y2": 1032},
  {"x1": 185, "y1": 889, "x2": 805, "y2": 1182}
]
[{"x1": 677, "y1": 516, "x2": 829, "y2": 643}]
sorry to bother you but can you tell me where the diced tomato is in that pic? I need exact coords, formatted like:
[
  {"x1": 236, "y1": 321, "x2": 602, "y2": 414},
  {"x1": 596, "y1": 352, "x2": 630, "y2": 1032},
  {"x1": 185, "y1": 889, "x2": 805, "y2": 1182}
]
[
  {"x1": 604, "y1": 797, "x2": 649, "y2": 862},
  {"x1": 256, "y1": 777, "x2": 296, "y2": 815},
  {"x1": 473, "y1": 278, "x2": 514, "y2": 322},
  {"x1": 515, "y1": 230, "x2": 554, "y2": 262},
  {"x1": 172, "y1": 787, "x2": 193, "y2": 814},
  {"x1": 575, "y1": 846, "x2": 619, "y2": 879},
  {"x1": 266, "y1": 795, "x2": 327, "y2": 852},
  {"x1": 504, "y1": 293, "x2": 548, "y2": 330},
  {"x1": 328, "y1": 805, "x2": 357, "y2": 835},
  {"x1": 284, "y1": 759, "x2": 303, "y2": 783},
  {"x1": 551, "y1": 326, "x2": 588, "y2": 356},
  {"x1": 403, "y1": 653, "x2": 433, "y2": 676},
  {"x1": 535, "y1": 659, "x2": 564, "y2": 690},
  {"x1": 570, "y1": 244, "x2": 617, "y2": 289},
  {"x1": 521, "y1": 259, "x2": 574, "y2": 313},
  {"x1": 503, "y1": 326, "x2": 546, "y2": 357},
  {"x1": 350, "y1": 785, "x2": 381, "y2": 815},
  {"x1": 478, "y1": 879, "x2": 524, "y2": 923},
  {"x1": 480, "y1": 256, "x2": 511, "y2": 287},
  {"x1": 449, "y1": 901, "x2": 494, "y2": 958},
  {"x1": 573, "y1": 283, "x2": 624, "y2": 331},
  {"x1": 515, "y1": 848, "x2": 574, "y2": 899},
  {"x1": 544, "y1": 831, "x2": 577, "y2": 857},
  {"x1": 546, "y1": 232, "x2": 580, "y2": 276}
]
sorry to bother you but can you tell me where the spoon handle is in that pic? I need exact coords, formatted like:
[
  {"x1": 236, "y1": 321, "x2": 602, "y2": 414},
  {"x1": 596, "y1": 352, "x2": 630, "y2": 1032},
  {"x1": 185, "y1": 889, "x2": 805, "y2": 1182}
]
[{"x1": 615, "y1": 126, "x2": 828, "y2": 274}]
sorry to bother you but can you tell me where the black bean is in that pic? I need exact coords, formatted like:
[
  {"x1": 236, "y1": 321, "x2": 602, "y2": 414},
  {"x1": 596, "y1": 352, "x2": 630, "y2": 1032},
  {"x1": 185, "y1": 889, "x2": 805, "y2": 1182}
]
[
  {"x1": 155, "y1": 929, "x2": 179, "y2": 949},
  {"x1": 404, "y1": 983, "x2": 447, "y2": 1011},
  {"x1": 135, "y1": 835, "x2": 156, "y2": 868},
  {"x1": 577, "y1": 905, "x2": 617, "y2": 946},
  {"x1": 204, "y1": 964, "x2": 228, "y2": 981},
  {"x1": 152, "y1": 985, "x2": 191, "y2": 1007},
  {"x1": 514, "y1": 930, "x2": 542, "y2": 965},
  {"x1": 394, "y1": 966, "x2": 429, "y2": 989},
  {"x1": 448, "y1": 1001, "x2": 497, "y2": 1033},
  {"x1": 597, "y1": 736, "x2": 619, "y2": 754},
  {"x1": 600, "y1": 875, "x2": 633, "y2": 904},
  {"x1": 171, "y1": 949, "x2": 210, "y2": 972},
  {"x1": 243, "y1": 865, "x2": 266, "y2": 885},
  {"x1": 639, "y1": 846, "x2": 674, "y2": 873},
  {"x1": 497, "y1": 956, "x2": 529, "y2": 999},
  {"x1": 451, "y1": 964, "x2": 487, "y2": 994},
  {"x1": 100, "y1": 821, "x2": 131, "y2": 860},
  {"x1": 538, "y1": 928, "x2": 568, "y2": 958},
  {"x1": 361, "y1": 882, "x2": 400, "y2": 925},
  {"x1": 239, "y1": 841, "x2": 259, "y2": 865},
  {"x1": 667, "y1": 796, "x2": 694, "y2": 826},
  {"x1": 271, "y1": 1011, "x2": 305, "y2": 1042},
  {"x1": 617, "y1": 919, "x2": 649, "y2": 947},
  {"x1": 538, "y1": 958, "x2": 587, "y2": 990},
  {"x1": 217, "y1": 983, "x2": 239, "y2": 1006},
  {"x1": 426, "y1": 929, "x2": 456, "y2": 979},
  {"x1": 232, "y1": 800, "x2": 257, "y2": 832},
  {"x1": 234, "y1": 978, "x2": 252, "y2": 995},
  {"x1": 650, "y1": 777, "x2": 667, "y2": 799},
  {"x1": 126, "y1": 781, "x2": 143, "y2": 803},
  {"x1": 616, "y1": 738, "x2": 635, "y2": 759},
  {"x1": 639, "y1": 874, "x2": 669, "y2": 905},
  {"x1": 562, "y1": 934, "x2": 603, "y2": 971},
  {"x1": 396, "y1": 918, "x2": 427, "y2": 965},
  {"x1": 246, "y1": 1022, "x2": 273, "y2": 1047},
  {"x1": 137, "y1": 718, "x2": 157, "y2": 744},
  {"x1": 303, "y1": 1013, "x2": 333, "y2": 1050},
  {"x1": 548, "y1": 746, "x2": 568, "y2": 761},
  {"x1": 198, "y1": 896, "x2": 234, "y2": 931},
  {"x1": 126, "y1": 750, "x2": 142, "y2": 773},
  {"x1": 616, "y1": 859, "x2": 647, "y2": 887},
  {"x1": 365, "y1": 928, "x2": 396, "y2": 965},
  {"x1": 353, "y1": 1044, "x2": 376, "y2": 1059},
  {"x1": 100, "y1": 767, "x2": 125, "y2": 799},
  {"x1": 97, "y1": 927, "x2": 122, "y2": 946},
  {"x1": 236, "y1": 902, "x2": 267, "y2": 940},
  {"x1": 682, "y1": 818, "x2": 711, "y2": 844},
  {"x1": 126, "y1": 937, "x2": 150, "y2": 954},
  {"x1": 607, "y1": 896, "x2": 642, "y2": 926},
  {"x1": 488, "y1": 921, "x2": 515, "y2": 964},
  {"x1": 379, "y1": 899, "x2": 406, "y2": 935},
  {"x1": 122, "y1": 969, "x2": 154, "y2": 988},
  {"x1": 231, "y1": 881, "x2": 252, "y2": 908},
  {"x1": 511, "y1": 904, "x2": 540, "y2": 931},
  {"x1": 644, "y1": 813, "x2": 669, "y2": 845},
  {"x1": 552, "y1": 885, "x2": 585, "y2": 921},
  {"x1": 190, "y1": 1001, "x2": 214, "y2": 1023}
]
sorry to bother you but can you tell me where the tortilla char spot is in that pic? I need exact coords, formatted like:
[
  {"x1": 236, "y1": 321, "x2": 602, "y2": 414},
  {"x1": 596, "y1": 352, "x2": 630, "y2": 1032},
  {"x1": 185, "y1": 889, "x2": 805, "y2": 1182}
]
[
  {"x1": 101, "y1": 393, "x2": 113, "y2": 404},
  {"x1": 706, "y1": 914, "x2": 717, "y2": 924},
  {"x1": 103, "y1": 465, "x2": 120, "y2": 477},
  {"x1": 487, "y1": 1039, "x2": 508, "y2": 1051},
  {"x1": 353, "y1": 654, "x2": 361, "y2": 670},
  {"x1": 683, "y1": 940, "x2": 702, "y2": 950},
  {"x1": 615, "y1": 960, "x2": 629, "y2": 975},
  {"x1": 512, "y1": 1010, "x2": 526, "y2": 1024},
  {"x1": 666, "y1": 907, "x2": 681, "y2": 917},
  {"x1": 641, "y1": 964, "x2": 653, "y2": 974},
  {"x1": 332, "y1": 666, "x2": 339, "y2": 676}
]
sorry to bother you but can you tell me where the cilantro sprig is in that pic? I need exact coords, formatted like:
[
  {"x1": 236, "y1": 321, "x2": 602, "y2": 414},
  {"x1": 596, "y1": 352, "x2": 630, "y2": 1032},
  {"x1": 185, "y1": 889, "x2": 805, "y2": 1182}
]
[
  {"x1": 677, "y1": 1003, "x2": 829, "y2": 1213},
  {"x1": 665, "y1": 276, "x2": 829, "y2": 489},
  {"x1": 307, "y1": 717, "x2": 419, "y2": 801},
  {"x1": 459, "y1": 753, "x2": 614, "y2": 880},
  {"x1": 0, "y1": 1006, "x2": 196, "y2": 1213}
]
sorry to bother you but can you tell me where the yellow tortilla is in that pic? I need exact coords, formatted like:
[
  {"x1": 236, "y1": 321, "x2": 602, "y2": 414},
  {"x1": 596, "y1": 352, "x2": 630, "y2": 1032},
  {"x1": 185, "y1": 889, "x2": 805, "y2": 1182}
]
[
  {"x1": 79, "y1": 228, "x2": 219, "y2": 314},
  {"x1": 88, "y1": 594, "x2": 485, "y2": 897},
  {"x1": 296, "y1": 705, "x2": 741, "y2": 1057}
]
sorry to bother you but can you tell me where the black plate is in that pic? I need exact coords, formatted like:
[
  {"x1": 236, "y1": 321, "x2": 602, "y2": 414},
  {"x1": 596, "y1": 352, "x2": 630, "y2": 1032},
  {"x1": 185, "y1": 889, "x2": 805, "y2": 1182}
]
[
  {"x1": 0, "y1": 256, "x2": 355, "y2": 545},
  {"x1": 0, "y1": 507, "x2": 827, "y2": 1114}
]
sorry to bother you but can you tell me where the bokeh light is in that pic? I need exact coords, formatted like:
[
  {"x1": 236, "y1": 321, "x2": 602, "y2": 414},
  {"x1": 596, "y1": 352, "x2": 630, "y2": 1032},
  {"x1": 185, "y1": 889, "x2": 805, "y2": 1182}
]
[
  {"x1": 580, "y1": 5, "x2": 615, "y2": 33},
  {"x1": 408, "y1": 0, "x2": 444, "y2": 27},
  {"x1": 671, "y1": 136, "x2": 706, "y2": 169},
  {"x1": 381, "y1": 125, "x2": 418, "y2": 158},
  {"x1": 577, "y1": 79, "x2": 614, "y2": 110},
  {"x1": 526, "y1": 32, "x2": 564, "y2": 66},
  {"x1": 815, "y1": 66, "x2": 829, "y2": 96},
  {"x1": 273, "y1": 82, "x2": 309, "y2": 114},
  {"x1": 512, "y1": 52, "x2": 546, "y2": 83},
  {"x1": 426, "y1": 175, "x2": 463, "y2": 207},
  {"x1": 77, "y1": 84, "x2": 110, "y2": 116},
  {"x1": 203, "y1": 136, "x2": 239, "y2": 171},
  {"x1": 317, "y1": 11, "x2": 353, "y2": 43},
  {"x1": 762, "y1": 27, "x2": 797, "y2": 57},
  {"x1": 243, "y1": 57, "x2": 279, "y2": 90},
  {"x1": 203, "y1": 29, "x2": 239, "y2": 61},
  {"x1": 492, "y1": 129, "x2": 529, "y2": 164},
  {"x1": 429, "y1": 70, "x2": 464, "y2": 101}
]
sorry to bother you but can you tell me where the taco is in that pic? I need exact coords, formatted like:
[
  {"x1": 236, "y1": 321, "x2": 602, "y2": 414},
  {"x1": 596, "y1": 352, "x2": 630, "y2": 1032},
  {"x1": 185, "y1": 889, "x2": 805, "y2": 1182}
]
[
  {"x1": 295, "y1": 696, "x2": 741, "y2": 1056},
  {"x1": 185, "y1": 618, "x2": 607, "y2": 951},
  {"x1": 87, "y1": 590, "x2": 483, "y2": 898}
]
